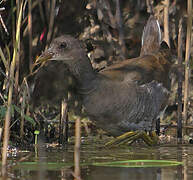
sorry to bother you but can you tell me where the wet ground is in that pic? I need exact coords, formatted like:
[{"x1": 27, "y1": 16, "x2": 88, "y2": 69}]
[{"x1": 2, "y1": 137, "x2": 193, "y2": 180}]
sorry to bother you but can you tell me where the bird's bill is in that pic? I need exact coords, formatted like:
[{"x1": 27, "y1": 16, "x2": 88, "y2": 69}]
[
  {"x1": 35, "y1": 52, "x2": 53, "y2": 65},
  {"x1": 35, "y1": 52, "x2": 74, "y2": 65}
]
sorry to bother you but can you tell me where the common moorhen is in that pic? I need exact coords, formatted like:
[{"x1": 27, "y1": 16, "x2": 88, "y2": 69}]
[{"x1": 31, "y1": 16, "x2": 173, "y2": 146}]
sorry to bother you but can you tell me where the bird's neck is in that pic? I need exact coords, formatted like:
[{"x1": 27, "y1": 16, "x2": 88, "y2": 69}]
[{"x1": 69, "y1": 57, "x2": 96, "y2": 89}]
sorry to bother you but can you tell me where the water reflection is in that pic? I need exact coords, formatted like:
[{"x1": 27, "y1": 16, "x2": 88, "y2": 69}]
[
  {"x1": 82, "y1": 166, "x2": 179, "y2": 180},
  {"x1": 2, "y1": 145, "x2": 193, "y2": 180}
]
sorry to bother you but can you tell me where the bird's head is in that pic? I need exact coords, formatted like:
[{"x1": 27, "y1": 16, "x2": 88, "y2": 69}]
[{"x1": 35, "y1": 35, "x2": 87, "y2": 65}]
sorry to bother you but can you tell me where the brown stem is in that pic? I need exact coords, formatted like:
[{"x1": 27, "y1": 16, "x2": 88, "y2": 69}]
[
  {"x1": 20, "y1": 87, "x2": 27, "y2": 139},
  {"x1": 146, "y1": 0, "x2": 154, "y2": 14},
  {"x1": 183, "y1": 0, "x2": 192, "y2": 126},
  {"x1": 37, "y1": 0, "x2": 45, "y2": 25},
  {"x1": 163, "y1": 0, "x2": 170, "y2": 47},
  {"x1": 28, "y1": 0, "x2": 33, "y2": 72},
  {"x1": 59, "y1": 100, "x2": 68, "y2": 145},
  {"x1": 46, "y1": 0, "x2": 56, "y2": 46},
  {"x1": 177, "y1": 17, "x2": 183, "y2": 142},
  {"x1": 115, "y1": 0, "x2": 126, "y2": 59},
  {"x1": 74, "y1": 117, "x2": 81, "y2": 180}
]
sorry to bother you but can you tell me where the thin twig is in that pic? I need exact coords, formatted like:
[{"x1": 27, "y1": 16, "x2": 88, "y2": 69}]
[
  {"x1": 20, "y1": 86, "x2": 27, "y2": 139},
  {"x1": 46, "y1": 0, "x2": 56, "y2": 46},
  {"x1": 0, "y1": 7, "x2": 9, "y2": 35},
  {"x1": 0, "y1": 46, "x2": 8, "y2": 70},
  {"x1": 74, "y1": 117, "x2": 81, "y2": 180},
  {"x1": 11, "y1": 0, "x2": 15, "y2": 46},
  {"x1": 103, "y1": 1, "x2": 116, "y2": 28},
  {"x1": 115, "y1": 0, "x2": 126, "y2": 59},
  {"x1": 177, "y1": 17, "x2": 183, "y2": 143},
  {"x1": 0, "y1": 128, "x2": 2, "y2": 142},
  {"x1": 37, "y1": 0, "x2": 45, "y2": 25},
  {"x1": 59, "y1": 99, "x2": 68, "y2": 145},
  {"x1": 163, "y1": 0, "x2": 170, "y2": 47},
  {"x1": 146, "y1": 0, "x2": 154, "y2": 14},
  {"x1": 0, "y1": 15, "x2": 9, "y2": 35},
  {"x1": 14, "y1": 0, "x2": 23, "y2": 103},
  {"x1": 28, "y1": 0, "x2": 33, "y2": 72},
  {"x1": 183, "y1": 0, "x2": 192, "y2": 126}
]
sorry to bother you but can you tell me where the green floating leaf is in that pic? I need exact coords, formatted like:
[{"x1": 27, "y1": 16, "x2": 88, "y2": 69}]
[{"x1": 92, "y1": 160, "x2": 183, "y2": 168}]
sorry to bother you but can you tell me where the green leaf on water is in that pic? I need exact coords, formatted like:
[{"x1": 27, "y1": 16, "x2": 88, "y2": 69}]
[{"x1": 92, "y1": 160, "x2": 183, "y2": 168}]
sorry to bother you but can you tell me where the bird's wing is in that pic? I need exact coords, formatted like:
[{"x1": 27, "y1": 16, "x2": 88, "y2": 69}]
[{"x1": 99, "y1": 55, "x2": 161, "y2": 84}]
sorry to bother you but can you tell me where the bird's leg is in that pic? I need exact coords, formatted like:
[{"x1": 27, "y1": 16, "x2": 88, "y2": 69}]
[
  {"x1": 105, "y1": 131, "x2": 159, "y2": 147},
  {"x1": 139, "y1": 131, "x2": 156, "y2": 146},
  {"x1": 149, "y1": 131, "x2": 159, "y2": 144},
  {"x1": 135, "y1": 131, "x2": 158, "y2": 146}
]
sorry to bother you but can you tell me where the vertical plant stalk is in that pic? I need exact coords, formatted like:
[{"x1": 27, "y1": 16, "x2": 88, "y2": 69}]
[
  {"x1": 183, "y1": 0, "x2": 192, "y2": 126},
  {"x1": 46, "y1": 0, "x2": 56, "y2": 46},
  {"x1": 1, "y1": 1, "x2": 23, "y2": 175},
  {"x1": 11, "y1": 0, "x2": 16, "y2": 44},
  {"x1": 20, "y1": 87, "x2": 27, "y2": 139},
  {"x1": 59, "y1": 100, "x2": 68, "y2": 145},
  {"x1": 163, "y1": 0, "x2": 170, "y2": 47},
  {"x1": 115, "y1": 0, "x2": 126, "y2": 59},
  {"x1": 0, "y1": 47, "x2": 8, "y2": 70},
  {"x1": 28, "y1": 0, "x2": 33, "y2": 72},
  {"x1": 14, "y1": 0, "x2": 22, "y2": 102},
  {"x1": 37, "y1": 0, "x2": 45, "y2": 25},
  {"x1": 146, "y1": 0, "x2": 154, "y2": 14},
  {"x1": 0, "y1": 10, "x2": 9, "y2": 35},
  {"x1": 177, "y1": 18, "x2": 183, "y2": 142},
  {"x1": 45, "y1": 0, "x2": 50, "y2": 23},
  {"x1": 0, "y1": 128, "x2": 2, "y2": 141},
  {"x1": 74, "y1": 117, "x2": 81, "y2": 180}
]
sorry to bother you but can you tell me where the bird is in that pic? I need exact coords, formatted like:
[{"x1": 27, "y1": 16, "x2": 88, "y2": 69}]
[{"x1": 30, "y1": 15, "x2": 173, "y2": 146}]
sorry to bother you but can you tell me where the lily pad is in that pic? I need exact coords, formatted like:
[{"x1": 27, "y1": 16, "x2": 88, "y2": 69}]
[{"x1": 92, "y1": 160, "x2": 183, "y2": 168}]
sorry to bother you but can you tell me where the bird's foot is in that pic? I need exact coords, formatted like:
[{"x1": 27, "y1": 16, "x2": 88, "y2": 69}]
[
  {"x1": 140, "y1": 131, "x2": 158, "y2": 146},
  {"x1": 105, "y1": 131, "x2": 158, "y2": 147}
]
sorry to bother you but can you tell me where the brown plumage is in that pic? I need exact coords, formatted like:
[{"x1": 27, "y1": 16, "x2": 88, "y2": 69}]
[{"x1": 28, "y1": 16, "x2": 173, "y2": 144}]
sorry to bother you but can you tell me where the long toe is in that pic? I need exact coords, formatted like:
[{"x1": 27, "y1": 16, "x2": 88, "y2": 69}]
[
  {"x1": 149, "y1": 131, "x2": 159, "y2": 145},
  {"x1": 105, "y1": 131, "x2": 141, "y2": 147},
  {"x1": 141, "y1": 131, "x2": 158, "y2": 146}
]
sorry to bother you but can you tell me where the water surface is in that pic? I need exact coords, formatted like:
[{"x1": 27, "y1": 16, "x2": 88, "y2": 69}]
[{"x1": 3, "y1": 139, "x2": 193, "y2": 180}]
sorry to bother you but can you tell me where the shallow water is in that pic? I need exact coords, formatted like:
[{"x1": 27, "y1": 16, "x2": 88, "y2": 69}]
[{"x1": 3, "y1": 139, "x2": 193, "y2": 180}]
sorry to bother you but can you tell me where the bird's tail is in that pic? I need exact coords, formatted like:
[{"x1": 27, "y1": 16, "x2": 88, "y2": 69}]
[{"x1": 140, "y1": 15, "x2": 162, "y2": 56}]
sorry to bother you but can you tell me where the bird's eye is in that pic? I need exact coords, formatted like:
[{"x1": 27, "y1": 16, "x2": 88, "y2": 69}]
[{"x1": 59, "y1": 42, "x2": 67, "y2": 49}]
